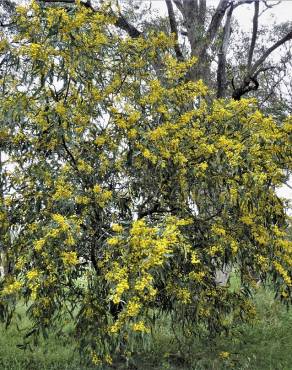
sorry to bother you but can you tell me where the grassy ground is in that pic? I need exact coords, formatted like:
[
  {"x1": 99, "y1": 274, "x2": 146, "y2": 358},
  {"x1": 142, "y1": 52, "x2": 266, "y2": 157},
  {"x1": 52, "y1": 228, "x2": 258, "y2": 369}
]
[{"x1": 0, "y1": 286, "x2": 291, "y2": 370}]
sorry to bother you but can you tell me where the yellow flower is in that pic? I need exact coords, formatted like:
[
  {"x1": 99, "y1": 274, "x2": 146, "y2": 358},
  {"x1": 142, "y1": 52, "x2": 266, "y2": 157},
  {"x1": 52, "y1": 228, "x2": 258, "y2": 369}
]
[
  {"x1": 77, "y1": 159, "x2": 93, "y2": 174},
  {"x1": 211, "y1": 225, "x2": 226, "y2": 236},
  {"x1": 61, "y1": 251, "x2": 78, "y2": 266},
  {"x1": 189, "y1": 271, "x2": 205, "y2": 282},
  {"x1": 111, "y1": 223, "x2": 123, "y2": 233},
  {"x1": 94, "y1": 136, "x2": 106, "y2": 146},
  {"x1": 107, "y1": 237, "x2": 119, "y2": 246},
  {"x1": 91, "y1": 352, "x2": 102, "y2": 365},
  {"x1": 55, "y1": 101, "x2": 66, "y2": 116},
  {"x1": 132, "y1": 321, "x2": 150, "y2": 333},
  {"x1": 191, "y1": 252, "x2": 200, "y2": 265},
  {"x1": 93, "y1": 184, "x2": 102, "y2": 193},
  {"x1": 52, "y1": 213, "x2": 70, "y2": 232},
  {"x1": 134, "y1": 274, "x2": 153, "y2": 291},
  {"x1": 197, "y1": 161, "x2": 208, "y2": 172},
  {"x1": 177, "y1": 288, "x2": 191, "y2": 304},
  {"x1": 34, "y1": 238, "x2": 46, "y2": 252},
  {"x1": 28, "y1": 43, "x2": 42, "y2": 59},
  {"x1": 2, "y1": 281, "x2": 22, "y2": 295},
  {"x1": 104, "y1": 354, "x2": 112, "y2": 365},
  {"x1": 240, "y1": 215, "x2": 254, "y2": 225},
  {"x1": 219, "y1": 351, "x2": 230, "y2": 359},
  {"x1": 27, "y1": 269, "x2": 39, "y2": 280},
  {"x1": 126, "y1": 298, "x2": 141, "y2": 317},
  {"x1": 112, "y1": 279, "x2": 129, "y2": 304}
]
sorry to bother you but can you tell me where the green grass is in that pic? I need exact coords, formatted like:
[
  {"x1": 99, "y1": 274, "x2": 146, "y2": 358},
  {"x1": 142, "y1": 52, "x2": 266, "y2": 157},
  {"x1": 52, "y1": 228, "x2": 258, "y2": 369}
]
[{"x1": 0, "y1": 286, "x2": 291, "y2": 370}]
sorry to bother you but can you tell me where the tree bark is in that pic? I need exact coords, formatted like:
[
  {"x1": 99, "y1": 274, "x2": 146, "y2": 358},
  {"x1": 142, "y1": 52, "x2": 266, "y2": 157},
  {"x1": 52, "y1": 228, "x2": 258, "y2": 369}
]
[{"x1": 217, "y1": 5, "x2": 233, "y2": 98}]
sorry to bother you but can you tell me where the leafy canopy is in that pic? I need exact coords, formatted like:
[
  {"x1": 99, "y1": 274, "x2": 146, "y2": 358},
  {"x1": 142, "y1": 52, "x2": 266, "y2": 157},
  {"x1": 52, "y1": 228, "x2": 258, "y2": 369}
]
[{"x1": 0, "y1": 1, "x2": 291, "y2": 366}]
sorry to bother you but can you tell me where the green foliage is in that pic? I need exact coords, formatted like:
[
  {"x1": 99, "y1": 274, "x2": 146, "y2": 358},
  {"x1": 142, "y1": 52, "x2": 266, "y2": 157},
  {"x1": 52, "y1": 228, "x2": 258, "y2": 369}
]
[
  {"x1": 0, "y1": 1, "x2": 291, "y2": 366},
  {"x1": 0, "y1": 286, "x2": 292, "y2": 369}
]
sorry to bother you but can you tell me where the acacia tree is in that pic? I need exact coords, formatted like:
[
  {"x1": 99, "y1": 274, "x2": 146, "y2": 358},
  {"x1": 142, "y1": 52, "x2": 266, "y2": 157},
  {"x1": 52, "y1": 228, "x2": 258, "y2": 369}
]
[{"x1": 0, "y1": 1, "x2": 291, "y2": 367}]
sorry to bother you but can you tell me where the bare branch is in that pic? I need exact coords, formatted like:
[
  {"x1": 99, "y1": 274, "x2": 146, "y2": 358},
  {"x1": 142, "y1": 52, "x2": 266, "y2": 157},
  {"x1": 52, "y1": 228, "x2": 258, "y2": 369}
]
[
  {"x1": 0, "y1": 21, "x2": 14, "y2": 27},
  {"x1": 232, "y1": 29, "x2": 292, "y2": 100},
  {"x1": 115, "y1": 14, "x2": 141, "y2": 38},
  {"x1": 198, "y1": 0, "x2": 206, "y2": 26},
  {"x1": 173, "y1": 0, "x2": 183, "y2": 14},
  {"x1": 259, "y1": 1, "x2": 280, "y2": 17},
  {"x1": 183, "y1": 0, "x2": 198, "y2": 15},
  {"x1": 247, "y1": 0, "x2": 259, "y2": 70},
  {"x1": 232, "y1": 76, "x2": 259, "y2": 100},
  {"x1": 233, "y1": 0, "x2": 254, "y2": 8},
  {"x1": 206, "y1": 0, "x2": 229, "y2": 45},
  {"x1": 250, "y1": 29, "x2": 292, "y2": 76},
  {"x1": 217, "y1": 4, "x2": 233, "y2": 98},
  {"x1": 165, "y1": 0, "x2": 184, "y2": 60}
]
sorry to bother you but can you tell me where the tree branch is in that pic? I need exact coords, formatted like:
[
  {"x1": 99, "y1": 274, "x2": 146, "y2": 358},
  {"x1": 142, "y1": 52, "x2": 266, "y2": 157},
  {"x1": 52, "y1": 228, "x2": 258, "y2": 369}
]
[
  {"x1": 250, "y1": 29, "x2": 292, "y2": 76},
  {"x1": 183, "y1": 0, "x2": 198, "y2": 15},
  {"x1": 217, "y1": 4, "x2": 233, "y2": 98},
  {"x1": 173, "y1": 0, "x2": 183, "y2": 14},
  {"x1": 206, "y1": 0, "x2": 229, "y2": 45},
  {"x1": 247, "y1": 0, "x2": 259, "y2": 71},
  {"x1": 115, "y1": 14, "x2": 141, "y2": 38},
  {"x1": 38, "y1": 0, "x2": 142, "y2": 38},
  {"x1": 232, "y1": 29, "x2": 292, "y2": 100},
  {"x1": 165, "y1": 0, "x2": 184, "y2": 61},
  {"x1": 198, "y1": 0, "x2": 206, "y2": 26}
]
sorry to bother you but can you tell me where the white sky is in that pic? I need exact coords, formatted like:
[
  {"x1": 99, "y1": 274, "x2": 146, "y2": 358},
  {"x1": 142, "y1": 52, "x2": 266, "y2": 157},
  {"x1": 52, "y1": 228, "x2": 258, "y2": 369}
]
[{"x1": 145, "y1": 0, "x2": 292, "y2": 25}]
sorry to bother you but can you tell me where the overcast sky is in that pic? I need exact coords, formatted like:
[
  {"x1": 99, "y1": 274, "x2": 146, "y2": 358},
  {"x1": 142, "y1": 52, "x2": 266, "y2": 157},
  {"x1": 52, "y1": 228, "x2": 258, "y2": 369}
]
[{"x1": 145, "y1": 0, "x2": 292, "y2": 24}]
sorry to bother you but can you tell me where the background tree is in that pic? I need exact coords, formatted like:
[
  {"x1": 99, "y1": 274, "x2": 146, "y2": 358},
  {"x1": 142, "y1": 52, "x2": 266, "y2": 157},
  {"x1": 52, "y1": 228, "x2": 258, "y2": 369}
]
[{"x1": 81, "y1": 0, "x2": 292, "y2": 104}]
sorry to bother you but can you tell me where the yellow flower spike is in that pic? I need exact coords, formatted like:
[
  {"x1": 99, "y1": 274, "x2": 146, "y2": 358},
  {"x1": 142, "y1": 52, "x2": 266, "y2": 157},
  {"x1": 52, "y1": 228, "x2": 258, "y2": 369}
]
[
  {"x1": 34, "y1": 238, "x2": 46, "y2": 252},
  {"x1": 131, "y1": 321, "x2": 150, "y2": 333},
  {"x1": 93, "y1": 184, "x2": 102, "y2": 194},
  {"x1": 126, "y1": 298, "x2": 141, "y2": 317},
  {"x1": 52, "y1": 214, "x2": 70, "y2": 232},
  {"x1": 191, "y1": 252, "x2": 200, "y2": 265},
  {"x1": 2, "y1": 281, "x2": 22, "y2": 295},
  {"x1": 27, "y1": 269, "x2": 39, "y2": 281},
  {"x1": 107, "y1": 237, "x2": 119, "y2": 246},
  {"x1": 111, "y1": 223, "x2": 123, "y2": 233},
  {"x1": 61, "y1": 251, "x2": 78, "y2": 266}
]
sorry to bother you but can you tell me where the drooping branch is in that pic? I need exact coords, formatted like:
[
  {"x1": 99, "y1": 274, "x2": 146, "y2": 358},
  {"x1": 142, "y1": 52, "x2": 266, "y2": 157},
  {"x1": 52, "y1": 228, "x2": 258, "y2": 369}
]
[
  {"x1": 247, "y1": 0, "x2": 259, "y2": 70},
  {"x1": 165, "y1": 0, "x2": 184, "y2": 60},
  {"x1": 217, "y1": 4, "x2": 233, "y2": 98}
]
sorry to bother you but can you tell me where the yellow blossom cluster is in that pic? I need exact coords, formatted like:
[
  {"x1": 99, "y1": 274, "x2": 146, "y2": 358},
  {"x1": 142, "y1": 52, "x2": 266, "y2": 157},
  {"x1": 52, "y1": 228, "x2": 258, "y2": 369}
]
[{"x1": 1, "y1": 1, "x2": 291, "y2": 365}]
